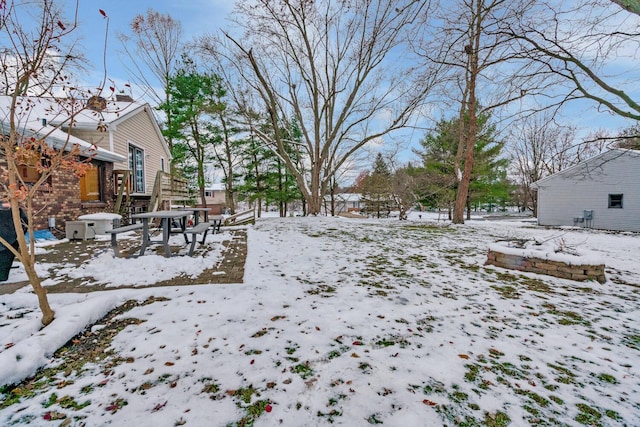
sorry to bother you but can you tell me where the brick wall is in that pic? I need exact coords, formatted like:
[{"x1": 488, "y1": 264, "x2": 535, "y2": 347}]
[
  {"x1": 1, "y1": 159, "x2": 116, "y2": 230},
  {"x1": 485, "y1": 250, "x2": 606, "y2": 284}
]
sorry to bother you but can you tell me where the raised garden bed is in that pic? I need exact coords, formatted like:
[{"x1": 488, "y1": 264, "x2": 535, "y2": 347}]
[{"x1": 485, "y1": 239, "x2": 606, "y2": 284}]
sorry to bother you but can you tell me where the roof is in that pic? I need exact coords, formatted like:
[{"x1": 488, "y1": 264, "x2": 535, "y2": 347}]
[
  {"x1": 59, "y1": 99, "x2": 171, "y2": 159},
  {"x1": 205, "y1": 183, "x2": 226, "y2": 191},
  {"x1": 0, "y1": 95, "x2": 125, "y2": 163},
  {"x1": 531, "y1": 148, "x2": 640, "y2": 189},
  {"x1": 326, "y1": 193, "x2": 362, "y2": 202}
]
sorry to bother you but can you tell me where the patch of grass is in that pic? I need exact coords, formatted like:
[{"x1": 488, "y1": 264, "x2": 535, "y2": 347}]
[
  {"x1": 251, "y1": 328, "x2": 272, "y2": 338},
  {"x1": 464, "y1": 364, "x2": 481, "y2": 383},
  {"x1": 622, "y1": 334, "x2": 640, "y2": 351},
  {"x1": 549, "y1": 395, "x2": 564, "y2": 405},
  {"x1": 451, "y1": 391, "x2": 469, "y2": 403},
  {"x1": 605, "y1": 409, "x2": 621, "y2": 420},
  {"x1": 543, "y1": 303, "x2": 590, "y2": 326},
  {"x1": 306, "y1": 284, "x2": 337, "y2": 296},
  {"x1": 421, "y1": 380, "x2": 447, "y2": 395},
  {"x1": 491, "y1": 362, "x2": 527, "y2": 380},
  {"x1": 374, "y1": 335, "x2": 410, "y2": 348},
  {"x1": 515, "y1": 389, "x2": 550, "y2": 407},
  {"x1": 201, "y1": 381, "x2": 220, "y2": 396},
  {"x1": 285, "y1": 341, "x2": 299, "y2": 355},
  {"x1": 317, "y1": 409, "x2": 342, "y2": 422},
  {"x1": 485, "y1": 411, "x2": 510, "y2": 427},
  {"x1": 366, "y1": 413, "x2": 383, "y2": 424},
  {"x1": 234, "y1": 386, "x2": 258, "y2": 404},
  {"x1": 596, "y1": 373, "x2": 618, "y2": 384},
  {"x1": 58, "y1": 394, "x2": 91, "y2": 410},
  {"x1": 232, "y1": 398, "x2": 271, "y2": 427},
  {"x1": 575, "y1": 403, "x2": 602, "y2": 425},
  {"x1": 491, "y1": 285, "x2": 521, "y2": 299},
  {"x1": 292, "y1": 362, "x2": 314, "y2": 379},
  {"x1": 358, "y1": 362, "x2": 372, "y2": 373},
  {"x1": 0, "y1": 299, "x2": 160, "y2": 410},
  {"x1": 327, "y1": 394, "x2": 347, "y2": 406}
]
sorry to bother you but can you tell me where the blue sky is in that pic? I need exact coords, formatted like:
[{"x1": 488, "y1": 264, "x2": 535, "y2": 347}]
[
  {"x1": 72, "y1": 0, "x2": 232, "y2": 93},
  {"x1": 67, "y1": 0, "x2": 638, "y2": 170}
]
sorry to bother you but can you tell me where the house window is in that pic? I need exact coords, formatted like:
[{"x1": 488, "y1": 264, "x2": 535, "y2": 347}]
[
  {"x1": 19, "y1": 163, "x2": 41, "y2": 183},
  {"x1": 80, "y1": 165, "x2": 101, "y2": 202},
  {"x1": 128, "y1": 144, "x2": 145, "y2": 193},
  {"x1": 18, "y1": 157, "x2": 52, "y2": 186},
  {"x1": 608, "y1": 194, "x2": 623, "y2": 209}
]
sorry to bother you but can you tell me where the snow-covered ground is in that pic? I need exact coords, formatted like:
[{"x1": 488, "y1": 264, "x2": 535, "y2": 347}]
[{"x1": 0, "y1": 213, "x2": 638, "y2": 426}]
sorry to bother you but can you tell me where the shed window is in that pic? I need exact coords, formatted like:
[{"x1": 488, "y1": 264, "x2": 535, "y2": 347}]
[{"x1": 608, "y1": 194, "x2": 623, "y2": 209}]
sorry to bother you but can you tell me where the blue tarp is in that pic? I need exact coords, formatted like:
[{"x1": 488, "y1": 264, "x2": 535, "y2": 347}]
[{"x1": 25, "y1": 229, "x2": 57, "y2": 243}]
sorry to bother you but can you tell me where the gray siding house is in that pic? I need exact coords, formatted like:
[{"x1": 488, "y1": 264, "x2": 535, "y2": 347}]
[{"x1": 532, "y1": 149, "x2": 640, "y2": 232}]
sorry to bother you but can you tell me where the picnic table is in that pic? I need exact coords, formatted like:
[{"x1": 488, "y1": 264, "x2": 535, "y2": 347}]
[
  {"x1": 209, "y1": 215, "x2": 223, "y2": 233},
  {"x1": 131, "y1": 210, "x2": 193, "y2": 258},
  {"x1": 178, "y1": 207, "x2": 210, "y2": 225}
]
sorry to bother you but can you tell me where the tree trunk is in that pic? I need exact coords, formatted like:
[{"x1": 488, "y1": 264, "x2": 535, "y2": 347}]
[
  {"x1": 452, "y1": 0, "x2": 481, "y2": 225},
  {"x1": 5, "y1": 155, "x2": 55, "y2": 326},
  {"x1": 24, "y1": 262, "x2": 55, "y2": 326}
]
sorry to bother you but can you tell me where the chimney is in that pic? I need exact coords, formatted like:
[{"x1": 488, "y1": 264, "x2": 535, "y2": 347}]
[{"x1": 116, "y1": 94, "x2": 134, "y2": 103}]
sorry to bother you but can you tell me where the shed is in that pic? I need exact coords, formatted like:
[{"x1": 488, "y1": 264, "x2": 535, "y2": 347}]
[{"x1": 532, "y1": 149, "x2": 640, "y2": 232}]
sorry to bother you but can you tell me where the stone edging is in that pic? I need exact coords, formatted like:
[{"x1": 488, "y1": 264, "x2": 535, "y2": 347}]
[{"x1": 485, "y1": 250, "x2": 606, "y2": 284}]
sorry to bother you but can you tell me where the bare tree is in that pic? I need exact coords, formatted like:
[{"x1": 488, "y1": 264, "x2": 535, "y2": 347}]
[
  {"x1": 502, "y1": 0, "x2": 640, "y2": 122},
  {"x1": 201, "y1": 0, "x2": 439, "y2": 215},
  {"x1": 419, "y1": 0, "x2": 542, "y2": 224},
  {"x1": 0, "y1": 1, "x2": 111, "y2": 326},
  {"x1": 509, "y1": 113, "x2": 608, "y2": 215},
  {"x1": 118, "y1": 9, "x2": 183, "y2": 153}
]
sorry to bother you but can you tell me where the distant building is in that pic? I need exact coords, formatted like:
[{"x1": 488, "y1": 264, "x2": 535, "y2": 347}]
[
  {"x1": 202, "y1": 183, "x2": 227, "y2": 214},
  {"x1": 325, "y1": 193, "x2": 363, "y2": 214}
]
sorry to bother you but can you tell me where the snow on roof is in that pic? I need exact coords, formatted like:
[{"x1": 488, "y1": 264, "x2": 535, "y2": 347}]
[
  {"x1": 205, "y1": 183, "x2": 226, "y2": 191},
  {"x1": 0, "y1": 95, "x2": 125, "y2": 163},
  {"x1": 532, "y1": 148, "x2": 640, "y2": 188}
]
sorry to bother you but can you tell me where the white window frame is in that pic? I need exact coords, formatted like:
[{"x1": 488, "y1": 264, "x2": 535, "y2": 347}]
[{"x1": 128, "y1": 143, "x2": 145, "y2": 194}]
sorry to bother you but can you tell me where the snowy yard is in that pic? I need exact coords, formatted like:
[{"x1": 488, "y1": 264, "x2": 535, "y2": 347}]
[{"x1": 0, "y1": 214, "x2": 639, "y2": 426}]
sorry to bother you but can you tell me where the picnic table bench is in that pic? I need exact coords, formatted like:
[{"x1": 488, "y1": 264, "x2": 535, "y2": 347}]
[
  {"x1": 106, "y1": 223, "x2": 144, "y2": 256},
  {"x1": 184, "y1": 221, "x2": 212, "y2": 256}
]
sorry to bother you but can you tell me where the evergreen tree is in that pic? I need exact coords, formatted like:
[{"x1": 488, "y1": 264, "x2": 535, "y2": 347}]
[
  {"x1": 415, "y1": 112, "x2": 511, "y2": 217},
  {"x1": 361, "y1": 153, "x2": 394, "y2": 218},
  {"x1": 159, "y1": 56, "x2": 225, "y2": 205}
]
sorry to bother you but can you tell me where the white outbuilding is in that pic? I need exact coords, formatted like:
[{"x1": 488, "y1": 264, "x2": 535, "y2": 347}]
[{"x1": 532, "y1": 148, "x2": 640, "y2": 232}]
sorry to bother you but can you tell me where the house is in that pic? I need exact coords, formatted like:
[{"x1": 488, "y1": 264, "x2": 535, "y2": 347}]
[
  {"x1": 0, "y1": 95, "x2": 173, "y2": 230},
  {"x1": 202, "y1": 184, "x2": 227, "y2": 214},
  {"x1": 325, "y1": 193, "x2": 363, "y2": 214},
  {"x1": 532, "y1": 148, "x2": 640, "y2": 232}
]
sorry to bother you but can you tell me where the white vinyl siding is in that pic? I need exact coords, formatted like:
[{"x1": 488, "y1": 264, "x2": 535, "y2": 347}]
[
  {"x1": 112, "y1": 109, "x2": 168, "y2": 196},
  {"x1": 535, "y1": 150, "x2": 640, "y2": 232},
  {"x1": 68, "y1": 108, "x2": 168, "y2": 197}
]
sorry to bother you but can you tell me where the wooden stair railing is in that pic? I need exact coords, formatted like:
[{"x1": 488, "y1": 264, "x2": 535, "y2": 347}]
[
  {"x1": 223, "y1": 208, "x2": 256, "y2": 226},
  {"x1": 149, "y1": 171, "x2": 191, "y2": 211},
  {"x1": 113, "y1": 169, "x2": 132, "y2": 215}
]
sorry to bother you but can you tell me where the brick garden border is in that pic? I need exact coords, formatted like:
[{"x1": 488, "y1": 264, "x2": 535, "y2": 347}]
[{"x1": 485, "y1": 249, "x2": 606, "y2": 284}]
